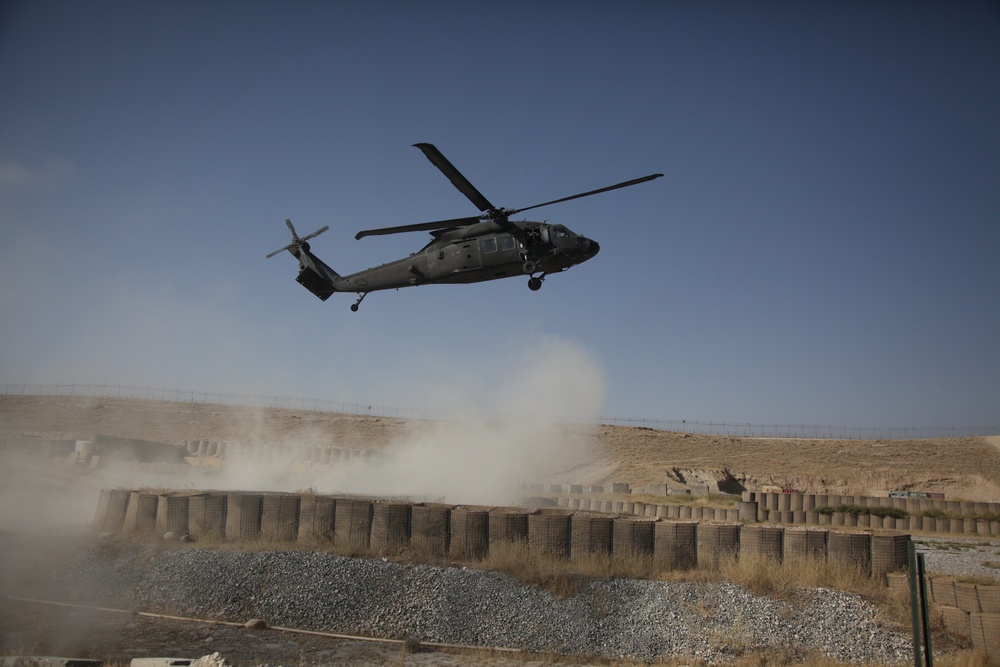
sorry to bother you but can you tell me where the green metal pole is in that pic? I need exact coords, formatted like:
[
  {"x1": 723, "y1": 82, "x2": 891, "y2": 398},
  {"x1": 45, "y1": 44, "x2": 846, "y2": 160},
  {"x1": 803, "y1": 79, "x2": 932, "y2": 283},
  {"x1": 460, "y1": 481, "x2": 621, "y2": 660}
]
[
  {"x1": 907, "y1": 541, "x2": 922, "y2": 667},
  {"x1": 917, "y1": 552, "x2": 933, "y2": 667}
]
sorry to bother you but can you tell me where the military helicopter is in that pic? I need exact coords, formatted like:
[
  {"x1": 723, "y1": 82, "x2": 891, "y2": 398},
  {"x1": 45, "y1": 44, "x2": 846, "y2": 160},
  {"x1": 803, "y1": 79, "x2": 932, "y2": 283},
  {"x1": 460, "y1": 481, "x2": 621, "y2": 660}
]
[{"x1": 267, "y1": 143, "x2": 662, "y2": 311}]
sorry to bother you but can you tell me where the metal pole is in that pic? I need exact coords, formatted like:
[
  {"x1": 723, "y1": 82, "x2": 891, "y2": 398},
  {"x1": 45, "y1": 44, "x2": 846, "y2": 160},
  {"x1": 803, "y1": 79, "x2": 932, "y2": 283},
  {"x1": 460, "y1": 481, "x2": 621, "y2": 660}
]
[
  {"x1": 907, "y1": 541, "x2": 922, "y2": 667},
  {"x1": 917, "y1": 552, "x2": 933, "y2": 667}
]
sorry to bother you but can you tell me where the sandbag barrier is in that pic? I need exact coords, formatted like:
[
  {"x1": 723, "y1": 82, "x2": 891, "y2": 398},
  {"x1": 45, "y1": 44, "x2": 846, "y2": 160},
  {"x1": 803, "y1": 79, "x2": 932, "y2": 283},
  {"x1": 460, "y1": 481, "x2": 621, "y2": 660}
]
[
  {"x1": 553, "y1": 489, "x2": 1000, "y2": 536},
  {"x1": 93, "y1": 489, "x2": 912, "y2": 578}
]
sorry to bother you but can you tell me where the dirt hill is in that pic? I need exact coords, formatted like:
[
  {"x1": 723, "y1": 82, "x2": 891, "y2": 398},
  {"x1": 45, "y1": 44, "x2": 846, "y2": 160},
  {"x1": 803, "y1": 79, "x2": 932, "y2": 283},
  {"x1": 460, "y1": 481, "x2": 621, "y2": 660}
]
[{"x1": 2, "y1": 394, "x2": 999, "y2": 501}]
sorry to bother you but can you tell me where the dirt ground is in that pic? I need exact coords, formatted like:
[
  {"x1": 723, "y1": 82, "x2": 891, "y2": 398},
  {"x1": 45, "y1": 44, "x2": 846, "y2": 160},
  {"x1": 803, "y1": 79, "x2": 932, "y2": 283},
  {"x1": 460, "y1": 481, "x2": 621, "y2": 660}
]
[
  {"x1": 3, "y1": 394, "x2": 1000, "y2": 500},
  {"x1": 2, "y1": 394, "x2": 999, "y2": 666}
]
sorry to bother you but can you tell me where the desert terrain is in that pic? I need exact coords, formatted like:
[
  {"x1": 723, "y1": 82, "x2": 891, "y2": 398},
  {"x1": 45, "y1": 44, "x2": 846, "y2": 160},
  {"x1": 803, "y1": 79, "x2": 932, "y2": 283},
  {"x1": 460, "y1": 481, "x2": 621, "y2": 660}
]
[
  {"x1": 2, "y1": 394, "x2": 999, "y2": 666},
  {"x1": 2, "y1": 394, "x2": 999, "y2": 501}
]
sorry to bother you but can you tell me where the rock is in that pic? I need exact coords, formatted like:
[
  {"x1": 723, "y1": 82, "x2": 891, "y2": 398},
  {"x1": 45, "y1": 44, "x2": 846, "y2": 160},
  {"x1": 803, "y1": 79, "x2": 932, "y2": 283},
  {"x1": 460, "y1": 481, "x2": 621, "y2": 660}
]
[{"x1": 190, "y1": 653, "x2": 228, "y2": 667}]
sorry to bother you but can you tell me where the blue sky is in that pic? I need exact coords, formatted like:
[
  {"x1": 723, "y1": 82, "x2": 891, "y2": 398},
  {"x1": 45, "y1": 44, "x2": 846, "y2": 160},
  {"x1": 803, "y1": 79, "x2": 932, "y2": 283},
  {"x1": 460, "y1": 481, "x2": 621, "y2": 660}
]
[{"x1": 1, "y1": 1, "x2": 997, "y2": 430}]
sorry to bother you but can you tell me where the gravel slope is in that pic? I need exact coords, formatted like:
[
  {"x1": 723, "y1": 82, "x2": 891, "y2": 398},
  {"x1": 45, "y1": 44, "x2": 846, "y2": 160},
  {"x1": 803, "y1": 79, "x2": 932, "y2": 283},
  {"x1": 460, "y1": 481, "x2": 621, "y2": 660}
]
[{"x1": 47, "y1": 543, "x2": 913, "y2": 665}]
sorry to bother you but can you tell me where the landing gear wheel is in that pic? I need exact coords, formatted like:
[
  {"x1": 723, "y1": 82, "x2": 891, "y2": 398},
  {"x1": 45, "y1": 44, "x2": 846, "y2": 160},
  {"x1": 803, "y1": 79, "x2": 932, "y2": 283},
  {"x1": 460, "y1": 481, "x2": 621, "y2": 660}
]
[
  {"x1": 522, "y1": 261, "x2": 537, "y2": 275},
  {"x1": 351, "y1": 292, "x2": 368, "y2": 312},
  {"x1": 528, "y1": 276, "x2": 543, "y2": 291}
]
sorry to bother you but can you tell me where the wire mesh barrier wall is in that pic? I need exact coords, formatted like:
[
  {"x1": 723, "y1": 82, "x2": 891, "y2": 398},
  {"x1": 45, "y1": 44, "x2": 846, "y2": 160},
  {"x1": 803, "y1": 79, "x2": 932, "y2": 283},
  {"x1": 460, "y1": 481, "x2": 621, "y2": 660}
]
[
  {"x1": 4, "y1": 383, "x2": 998, "y2": 440},
  {"x1": 94, "y1": 488, "x2": 921, "y2": 580}
]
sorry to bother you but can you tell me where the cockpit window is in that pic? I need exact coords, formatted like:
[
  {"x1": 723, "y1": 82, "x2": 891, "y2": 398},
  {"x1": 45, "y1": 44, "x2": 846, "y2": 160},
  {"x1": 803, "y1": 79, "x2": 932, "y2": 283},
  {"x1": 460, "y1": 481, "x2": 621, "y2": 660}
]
[
  {"x1": 552, "y1": 226, "x2": 570, "y2": 239},
  {"x1": 480, "y1": 237, "x2": 498, "y2": 253}
]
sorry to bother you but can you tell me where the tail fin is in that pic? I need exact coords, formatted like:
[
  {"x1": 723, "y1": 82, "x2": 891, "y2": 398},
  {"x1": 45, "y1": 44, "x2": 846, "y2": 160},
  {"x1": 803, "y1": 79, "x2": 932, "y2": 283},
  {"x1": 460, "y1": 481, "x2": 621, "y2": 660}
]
[
  {"x1": 295, "y1": 250, "x2": 340, "y2": 301},
  {"x1": 267, "y1": 219, "x2": 341, "y2": 301}
]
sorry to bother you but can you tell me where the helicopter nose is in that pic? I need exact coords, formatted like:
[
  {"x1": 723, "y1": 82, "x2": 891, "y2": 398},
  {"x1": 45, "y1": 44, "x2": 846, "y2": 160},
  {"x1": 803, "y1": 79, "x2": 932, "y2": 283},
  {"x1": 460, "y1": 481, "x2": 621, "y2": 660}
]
[{"x1": 585, "y1": 239, "x2": 600, "y2": 258}]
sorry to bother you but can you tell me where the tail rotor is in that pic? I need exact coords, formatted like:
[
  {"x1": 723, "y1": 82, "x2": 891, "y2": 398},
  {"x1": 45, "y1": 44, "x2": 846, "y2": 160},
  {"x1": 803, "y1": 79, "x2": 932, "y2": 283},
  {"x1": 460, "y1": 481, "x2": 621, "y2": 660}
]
[{"x1": 266, "y1": 218, "x2": 329, "y2": 258}]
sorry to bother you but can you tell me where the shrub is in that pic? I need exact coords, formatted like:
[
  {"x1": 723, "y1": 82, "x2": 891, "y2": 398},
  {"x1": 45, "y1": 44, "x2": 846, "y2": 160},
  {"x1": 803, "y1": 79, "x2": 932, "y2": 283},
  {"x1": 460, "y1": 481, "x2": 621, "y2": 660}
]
[{"x1": 814, "y1": 504, "x2": 906, "y2": 518}]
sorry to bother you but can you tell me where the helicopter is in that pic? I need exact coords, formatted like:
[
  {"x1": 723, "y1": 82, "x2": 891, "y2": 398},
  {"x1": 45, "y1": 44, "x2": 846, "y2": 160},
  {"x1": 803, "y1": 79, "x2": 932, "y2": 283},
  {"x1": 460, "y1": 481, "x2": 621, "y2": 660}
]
[{"x1": 267, "y1": 143, "x2": 662, "y2": 311}]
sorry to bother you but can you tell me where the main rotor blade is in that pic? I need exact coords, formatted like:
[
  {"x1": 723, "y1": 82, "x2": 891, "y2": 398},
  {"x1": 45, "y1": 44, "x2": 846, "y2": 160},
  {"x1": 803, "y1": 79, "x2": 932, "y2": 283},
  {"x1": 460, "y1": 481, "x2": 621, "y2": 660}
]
[
  {"x1": 413, "y1": 143, "x2": 496, "y2": 213},
  {"x1": 355, "y1": 216, "x2": 481, "y2": 240},
  {"x1": 509, "y1": 173, "x2": 664, "y2": 215}
]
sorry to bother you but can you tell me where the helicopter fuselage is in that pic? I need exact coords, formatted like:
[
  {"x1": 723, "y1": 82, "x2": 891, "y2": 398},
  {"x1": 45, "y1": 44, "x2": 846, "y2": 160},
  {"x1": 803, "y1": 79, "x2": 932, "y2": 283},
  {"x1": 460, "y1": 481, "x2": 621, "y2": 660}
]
[
  {"x1": 325, "y1": 220, "x2": 599, "y2": 293},
  {"x1": 269, "y1": 142, "x2": 657, "y2": 310}
]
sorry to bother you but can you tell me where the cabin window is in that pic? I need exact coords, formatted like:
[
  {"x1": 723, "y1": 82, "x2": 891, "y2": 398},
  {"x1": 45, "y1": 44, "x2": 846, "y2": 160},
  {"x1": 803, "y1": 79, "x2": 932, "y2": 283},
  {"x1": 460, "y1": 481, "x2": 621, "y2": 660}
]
[
  {"x1": 480, "y1": 237, "x2": 498, "y2": 254},
  {"x1": 499, "y1": 234, "x2": 517, "y2": 251}
]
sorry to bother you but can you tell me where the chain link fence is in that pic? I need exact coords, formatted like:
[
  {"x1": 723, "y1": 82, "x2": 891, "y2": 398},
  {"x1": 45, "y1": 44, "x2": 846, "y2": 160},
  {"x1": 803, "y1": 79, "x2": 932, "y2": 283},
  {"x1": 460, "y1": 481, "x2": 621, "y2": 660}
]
[{"x1": 3, "y1": 382, "x2": 997, "y2": 440}]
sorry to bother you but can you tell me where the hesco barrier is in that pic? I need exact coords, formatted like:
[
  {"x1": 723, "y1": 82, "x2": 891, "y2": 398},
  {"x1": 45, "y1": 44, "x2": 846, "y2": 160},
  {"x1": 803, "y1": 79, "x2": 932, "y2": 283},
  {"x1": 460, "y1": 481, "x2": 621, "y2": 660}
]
[
  {"x1": 156, "y1": 493, "x2": 189, "y2": 535},
  {"x1": 654, "y1": 521, "x2": 698, "y2": 569},
  {"x1": 411, "y1": 503, "x2": 452, "y2": 556},
  {"x1": 262, "y1": 494, "x2": 300, "y2": 542},
  {"x1": 740, "y1": 525, "x2": 783, "y2": 562},
  {"x1": 612, "y1": 517, "x2": 655, "y2": 558},
  {"x1": 123, "y1": 491, "x2": 157, "y2": 534},
  {"x1": 449, "y1": 505, "x2": 490, "y2": 559},
  {"x1": 550, "y1": 490, "x2": 1000, "y2": 536},
  {"x1": 828, "y1": 531, "x2": 872, "y2": 575},
  {"x1": 489, "y1": 508, "x2": 531, "y2": 548},
  {"x1": 696, "y1": 523, "x2": 740, "y2": 567},
  {"x1": 297, "y1": 495, "x2": 335, "y2": 542},
  {"x1": 783, "y1": 528, "x2": 828, "y2": 562},
  {"x1": 226, "y1": 493, "x2": 263, "y2": 540},
  {"x1": 93, "y1": 489, "x2": 130, "y2": 533},
  {"x1": 189, "y1": 492, "x2": 226, "y2": 539},
  {"x1": 335, "y1": 497, "x2": 373, "y2": 550},
  {"x1": 570, "y1": 512, "x2": 613, "y2": 559},
  {"x1": 921, "y1": 575, "x2": 1000, "y2": 662},
  {"x1": 871, "y1": 534, "x2": 910, "y2": 579},
  {"x1": 371, "y1": 500, "x2": 411, "y2": 553},
  {"x1": 95, "y1": 489, "x2": 915, "y2": 578},
  {"x1": 529, "y1": 511, "x2": 572, "y2": 558}
]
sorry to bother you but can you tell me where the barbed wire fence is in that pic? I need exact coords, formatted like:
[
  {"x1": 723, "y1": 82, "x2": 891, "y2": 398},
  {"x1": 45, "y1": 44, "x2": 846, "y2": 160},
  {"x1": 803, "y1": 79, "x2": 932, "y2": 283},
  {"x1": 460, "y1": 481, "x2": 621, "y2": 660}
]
[{"x1": 2, "y1": 382, "x2": 997, "y2": 440}]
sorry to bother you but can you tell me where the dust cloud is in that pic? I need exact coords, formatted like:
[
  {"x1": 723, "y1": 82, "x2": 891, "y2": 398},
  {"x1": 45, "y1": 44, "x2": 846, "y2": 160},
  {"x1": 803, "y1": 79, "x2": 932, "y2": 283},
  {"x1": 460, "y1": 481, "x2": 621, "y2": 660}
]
[{"x1": 218, "y1": 335, "x2": 606, "y2": 505}]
